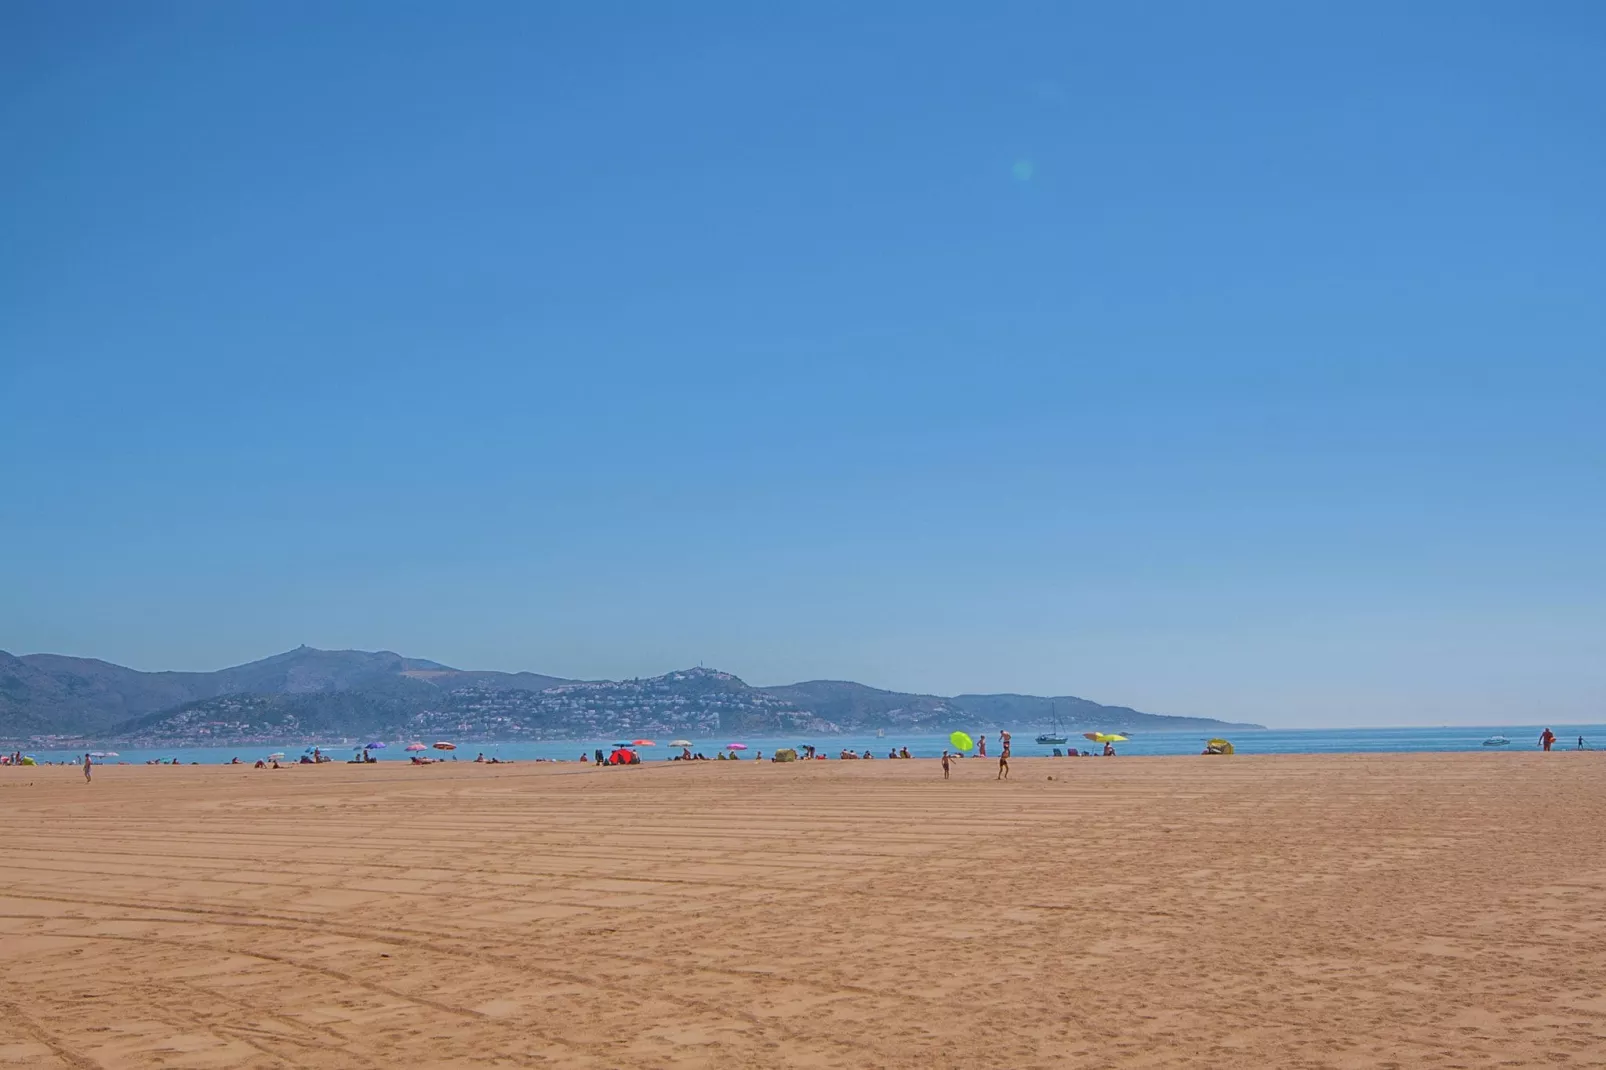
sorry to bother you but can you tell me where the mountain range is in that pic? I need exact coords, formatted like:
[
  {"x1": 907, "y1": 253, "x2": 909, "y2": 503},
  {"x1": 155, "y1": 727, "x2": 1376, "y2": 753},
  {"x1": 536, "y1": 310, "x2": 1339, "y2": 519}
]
[{"x1": 0, "y1": 646, "x2": 1261, "y2": 743}]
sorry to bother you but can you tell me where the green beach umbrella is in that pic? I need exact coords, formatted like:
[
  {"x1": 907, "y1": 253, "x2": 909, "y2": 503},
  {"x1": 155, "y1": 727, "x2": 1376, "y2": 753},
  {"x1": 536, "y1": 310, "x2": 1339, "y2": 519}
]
[{"x1": 949, "y1": 731, "x2": 974, "y2": 752}]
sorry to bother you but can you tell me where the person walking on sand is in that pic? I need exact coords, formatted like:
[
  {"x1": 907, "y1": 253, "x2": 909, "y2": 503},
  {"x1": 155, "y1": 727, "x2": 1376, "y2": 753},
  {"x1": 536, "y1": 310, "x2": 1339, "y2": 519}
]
[
  {"x1": 83, "y1": 752, "x2": 92, "y2": 783},
  {"x1": 1539, "y1": 727, "x2": 1556, "y2": 752},
  {"x1": 941, "y1": 750, "x2": 952, "y2": 780},
  {"x1": 997, "y1": 750, "x2": 1009, "y2": 780}
]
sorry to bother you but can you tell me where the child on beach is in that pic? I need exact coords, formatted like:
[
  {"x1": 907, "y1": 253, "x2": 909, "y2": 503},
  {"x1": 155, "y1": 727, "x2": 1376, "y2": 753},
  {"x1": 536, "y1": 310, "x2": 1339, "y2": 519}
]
[
  {"x1": 83, "y1": 753, "x2": 92, "y2": 783},
  {"x1": 941, "y1": 751, "x2": 952, "y2": 779},
  {"x1": 997, "y1": 751, "x2": 1009, "y2": 780}
]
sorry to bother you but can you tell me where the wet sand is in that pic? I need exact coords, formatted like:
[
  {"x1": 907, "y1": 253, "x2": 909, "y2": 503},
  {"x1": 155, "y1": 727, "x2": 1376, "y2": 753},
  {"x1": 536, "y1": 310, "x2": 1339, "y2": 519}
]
[{"x1": 2, "y1": 753, "x2": 1603, "y2": 1069}]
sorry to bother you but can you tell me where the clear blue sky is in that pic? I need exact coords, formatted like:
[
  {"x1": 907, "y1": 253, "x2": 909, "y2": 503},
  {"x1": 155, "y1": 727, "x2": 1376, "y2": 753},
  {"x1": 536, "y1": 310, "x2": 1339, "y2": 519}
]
[{"x1": 3, "y1": 2, "x2": 1603, "y2": 727}]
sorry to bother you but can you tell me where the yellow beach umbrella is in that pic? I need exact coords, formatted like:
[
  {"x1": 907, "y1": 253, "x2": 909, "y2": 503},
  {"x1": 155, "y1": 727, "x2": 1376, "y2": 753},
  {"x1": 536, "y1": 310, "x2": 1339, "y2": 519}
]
[
  {"x1": 1083, "y1": 732, "x2": 1128, "y2": 744},
  {"x1": 949, "y1": 731, "x2": 974, "y2": 752}
]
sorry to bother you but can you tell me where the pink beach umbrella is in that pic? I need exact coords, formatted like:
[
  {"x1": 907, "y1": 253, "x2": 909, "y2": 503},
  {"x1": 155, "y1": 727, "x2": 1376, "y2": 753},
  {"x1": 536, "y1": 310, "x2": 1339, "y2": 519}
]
[
  {"x1": 404, "y1": 742, "x2": 427, "y2": 752},
  {"x1": 726, "y1": 743, "x2": 748, "y2": 751}
]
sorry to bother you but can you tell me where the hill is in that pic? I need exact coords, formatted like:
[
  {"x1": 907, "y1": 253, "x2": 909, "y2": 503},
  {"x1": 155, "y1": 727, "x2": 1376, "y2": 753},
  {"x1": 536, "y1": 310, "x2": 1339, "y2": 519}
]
[
  {"x1": 0, "y1": 646, "x2": 574, "y2": 738},
  {"x1": 762, "y1": 681, "x2": 1259, "y2": 734},
  {"x1": 948, "y1": 693, "x2": 1260, "y2": 733},
  {"x1": 760, "y1": 680, "x2": 963, "y2": 729},
  {"x1": 1, "y1": 645, "x2": 1261, "y2": 743},
  {"x1": 109, "y1": 667, "x2": 835, "y2": 745}
]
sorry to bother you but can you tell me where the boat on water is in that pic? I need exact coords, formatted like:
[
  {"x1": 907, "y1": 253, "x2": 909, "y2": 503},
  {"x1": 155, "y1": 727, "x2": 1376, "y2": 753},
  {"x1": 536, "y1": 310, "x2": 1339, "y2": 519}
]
[
  {"x1": 1036, "y1": 703, "x2": 1068, "y2": 746},
  {"x1": 1482, "y1": 736, "x2": 1511, "y2": 747}
]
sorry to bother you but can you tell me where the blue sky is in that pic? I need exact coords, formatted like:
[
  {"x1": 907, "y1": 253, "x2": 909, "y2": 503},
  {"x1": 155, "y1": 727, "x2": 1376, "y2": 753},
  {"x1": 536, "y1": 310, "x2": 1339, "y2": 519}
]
[{"x1": 3, "y1": 2, "x2": 1603, "y2": 727}]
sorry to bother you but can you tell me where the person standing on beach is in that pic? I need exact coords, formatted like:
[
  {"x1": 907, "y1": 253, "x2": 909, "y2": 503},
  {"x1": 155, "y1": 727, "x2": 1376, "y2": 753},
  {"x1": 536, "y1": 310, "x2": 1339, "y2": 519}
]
[
  {"x1": 83, "y1": 752, "x2": 92, "y2": 783},
  {"x1": 1539, "y1": 728, "x2": 1556, "y2": 752},
  {"x1": 977, "y1": 735, "x2": 987, "y2": 758},
  {"x1": 941, "y1": 750, "x2": 952, "y2": 779},
  {"x1": 996, "y1": 750, "x2": 1009, "y2": 780}
]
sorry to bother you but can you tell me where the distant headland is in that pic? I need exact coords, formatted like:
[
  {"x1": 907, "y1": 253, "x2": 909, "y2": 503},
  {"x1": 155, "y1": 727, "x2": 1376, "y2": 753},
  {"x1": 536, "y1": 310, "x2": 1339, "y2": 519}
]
[{"x1": 0, "y1": 646, "x2": 1262, "y2": 746}]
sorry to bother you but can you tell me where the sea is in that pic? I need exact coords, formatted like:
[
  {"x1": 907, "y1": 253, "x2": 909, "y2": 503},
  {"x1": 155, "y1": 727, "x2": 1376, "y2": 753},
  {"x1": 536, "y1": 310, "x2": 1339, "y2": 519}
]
[{"x1": 15, "y1": 723, "x2": 1605, "y2": 765}]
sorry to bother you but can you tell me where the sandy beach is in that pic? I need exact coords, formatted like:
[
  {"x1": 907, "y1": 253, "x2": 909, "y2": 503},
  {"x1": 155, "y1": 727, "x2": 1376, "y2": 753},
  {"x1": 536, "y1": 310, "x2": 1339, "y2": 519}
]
[{"x1": 2, "y1": 754, "x2": 1602, "y2": 1069}]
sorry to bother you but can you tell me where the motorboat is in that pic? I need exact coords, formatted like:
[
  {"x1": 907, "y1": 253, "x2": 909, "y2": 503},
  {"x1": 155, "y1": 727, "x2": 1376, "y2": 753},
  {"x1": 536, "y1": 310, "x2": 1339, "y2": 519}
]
[{"x1": 1482, "y1": 736, "x2": 1511, "y2": 747}]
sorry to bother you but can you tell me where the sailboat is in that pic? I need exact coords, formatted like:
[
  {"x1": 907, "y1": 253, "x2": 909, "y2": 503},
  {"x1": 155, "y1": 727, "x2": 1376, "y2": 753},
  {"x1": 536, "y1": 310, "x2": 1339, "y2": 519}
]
[{"x1": 1036, "y1": 703, "x2": 1068, "y2": 746}]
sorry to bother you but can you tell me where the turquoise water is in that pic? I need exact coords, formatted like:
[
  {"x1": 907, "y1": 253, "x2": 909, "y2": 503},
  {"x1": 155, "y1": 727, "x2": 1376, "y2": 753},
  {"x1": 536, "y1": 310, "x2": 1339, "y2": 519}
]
[{"x1": 13, "y1": 724, "x2": 1603, "y2": 765}]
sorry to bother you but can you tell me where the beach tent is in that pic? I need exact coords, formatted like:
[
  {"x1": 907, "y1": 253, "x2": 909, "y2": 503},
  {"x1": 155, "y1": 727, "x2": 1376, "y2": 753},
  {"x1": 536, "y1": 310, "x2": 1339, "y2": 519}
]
[
  {"x1": 1204, "y1": 738, "x2": 1235, "y2": 755},
  {"x1": 774, "y1": 748, "x2": 798, "y2": 762}
]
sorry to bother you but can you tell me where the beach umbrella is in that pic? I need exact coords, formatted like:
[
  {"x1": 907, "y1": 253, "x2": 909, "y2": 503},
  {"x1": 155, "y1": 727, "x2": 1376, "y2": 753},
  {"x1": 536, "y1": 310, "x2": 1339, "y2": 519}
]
[
  {"x1": 949, "y1": 731, "x2": 974, "y2": 752},
  {"x1": 432, "y1": 741, "x2": 456, "y2": 751},
  {"x1": 669, "y1": 739, "x2": 693, "y2": 748},
  {"x1": 404, "y1": 742, "x2": 427, "y2": 752},
  {"x1": 267, "y1": 752, "x2": 285, "y2": 760},
  {"x1": 1083, "y1": 732, "x2": 1128, "y2": 743},
  {"x1": 632, "y1": 739, "x2": 656, "y2": 746},
  {"x1": 365, "y1": 741, "x2": 387, "y2": 750},
  {"x1": 726, "y1": 743, "x2": 747, "y2": 750},
  {"x1": 103, "y1": 751, "x2": 119, "y2": 757},
  {"x1": 89, "y1": 751, "x2": 109, "y2": 758}
]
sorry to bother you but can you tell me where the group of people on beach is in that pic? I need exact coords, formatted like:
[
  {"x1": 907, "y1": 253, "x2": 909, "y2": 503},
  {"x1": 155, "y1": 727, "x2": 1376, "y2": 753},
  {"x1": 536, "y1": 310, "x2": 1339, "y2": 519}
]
[
  {"x1": 937, "y1": 733, "x2": 1018, "y2": 780},
  {"x1": 14, "y1": 730, "x2": 1596, "y2": 780},
  {"x1": 1538, "y1": 729, "x2": 1589, "y2": 751}
]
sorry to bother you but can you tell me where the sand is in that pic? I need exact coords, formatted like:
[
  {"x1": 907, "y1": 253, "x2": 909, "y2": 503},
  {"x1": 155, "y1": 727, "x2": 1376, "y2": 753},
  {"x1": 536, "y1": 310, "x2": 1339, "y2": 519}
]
[{"x1": 2, "y1": 753, "x2": 1603, "y2": 1069}]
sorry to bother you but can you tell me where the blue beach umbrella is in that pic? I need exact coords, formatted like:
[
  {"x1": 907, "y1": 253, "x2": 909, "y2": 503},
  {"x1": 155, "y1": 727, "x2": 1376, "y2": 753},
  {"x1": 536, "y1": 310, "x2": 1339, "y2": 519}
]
[{"x1": 365, "y1": 741, "x2": 387, "y2": 750}]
